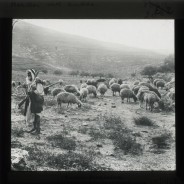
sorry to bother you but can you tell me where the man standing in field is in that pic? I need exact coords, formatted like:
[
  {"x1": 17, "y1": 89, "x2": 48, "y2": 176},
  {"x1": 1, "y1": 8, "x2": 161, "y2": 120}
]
[{"x1": 23, "y1": 69, "x2": 44, "y2": 135}]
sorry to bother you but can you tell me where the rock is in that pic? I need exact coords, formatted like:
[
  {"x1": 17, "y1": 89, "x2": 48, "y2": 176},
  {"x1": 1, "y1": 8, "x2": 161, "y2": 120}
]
[
  {"x1": 11, "y1": 148, "x2": 29, "y2": 170},
  {"x1": 111, "y1": 105, "x2": 116, "y2": 108},
  {"x1": 104, "y1": 103, "x2": 107, "y2": 105},
  {"x1": 65, "y1": 115, "x2": 68, "y2": 117},
  {"x1": 82, "y1": 123, "x2": 88, "y2": 126}
]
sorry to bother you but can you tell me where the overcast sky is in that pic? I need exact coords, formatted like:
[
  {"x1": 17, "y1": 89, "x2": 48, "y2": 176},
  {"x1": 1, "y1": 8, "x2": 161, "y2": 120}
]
[{"x1": 23, "y1": 19, "x2": 174, "y2": 55}]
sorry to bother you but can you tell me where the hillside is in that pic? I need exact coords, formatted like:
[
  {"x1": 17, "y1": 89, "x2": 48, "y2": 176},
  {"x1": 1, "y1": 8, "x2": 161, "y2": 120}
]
[{"x1": 12, "y1": 21, "x2": 166, "y2": 77}]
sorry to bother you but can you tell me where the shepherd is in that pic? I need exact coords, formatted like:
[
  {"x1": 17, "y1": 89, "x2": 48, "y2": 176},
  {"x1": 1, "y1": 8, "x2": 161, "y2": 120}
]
[{"x1": 22, "y1": 69, "x2": 44, "y2": 134}]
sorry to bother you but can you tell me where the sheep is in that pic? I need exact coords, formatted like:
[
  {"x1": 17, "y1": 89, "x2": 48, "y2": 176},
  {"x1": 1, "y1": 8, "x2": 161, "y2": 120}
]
[
  {"x1": 153, "y1": 79, "x2": 164, "y2": 86},
  {"x1": 86, "y1": 79, "x2": 98, "y2": 88},
  {"x1": 139, "y1": 82, "x2": 161, "y2": 98},
  {"x1": 57, "y1": 92, "x2": 82, "y2": 108},
  {"x1": 86, "y1": 85, "x2": 97, "y2": 97},
  {"x1": 120, "y1": 84, "x2": 130, "y2": 90},
  {"x1": 156, "y1": 80, "x2": 165, "y2": 89},
  {"x1": 132, "y1": 85, "x2": 141, "y2": 95},
  {"x1": 64, "y1": 85, "x2": 80, "y2": 96},
  {"x1": 97, "y1": 83, "x2": 108, "y2": 96},
  {"x1": 109, "y1": 78, "x2": 117, "y2": 86},
  {"x1": 110, "y1": 83, "x2": 121, "y2": 96},
  {"x1": 136, "y1": 86, "x2": 150, "y2": 107},
  {"x1": 52, "y1": 88, "x2": 66, "y2": 97},
  {"x1": 133, "y1": 81, "x2": 139, "y2": 85},
  {"x1": 120, "y1": 88, "x2": 137, "y2": 103},
  {"x1": 79, "y1": 88, "x2": 88, "y2": 102},
  {"x1": 143, "y1": 92, "x2": 161, "y2": 111},
  {"x1": 12, "y1": 81, "x2": 16, "y2": 88},
  {"x1": 80, "y1": 83, "x2": 88, "y2": 89}
]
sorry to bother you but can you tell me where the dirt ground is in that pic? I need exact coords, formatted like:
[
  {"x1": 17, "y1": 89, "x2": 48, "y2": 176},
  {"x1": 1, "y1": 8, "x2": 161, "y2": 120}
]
[{"x1": 11, "y1": 88, "x2": 175, "y2": 171}]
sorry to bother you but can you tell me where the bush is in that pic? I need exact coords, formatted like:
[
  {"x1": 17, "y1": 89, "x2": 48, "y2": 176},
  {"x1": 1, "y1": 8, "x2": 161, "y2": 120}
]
[
  {"x1": 141, "y1": 65, "x2": 158, "y2": 76},
  {"x1": 53, "y1": 70, "x2": 63, "y2": 75},
  {"x1": 69, "y1": 70, "x2": 79, "y2": 76},
  {"x1": 80, "y1": 71, "x2": 90, "y2": 77},
  {"x1": 47, "y1": 134, "x2": 76, "y2": 150},
  {"x1": 134, "y1": 116, "x2": 155, "y2": 126},
  {"x1": 159, "y1": 96, "x2": 175, "y2": 112},
  {"x1": 106, "y1": 73, "x2": 114, "y2": 78},
  {"x1": 103, "y1": 114, "x2": 143, "y2": 155},
  {"x1": 131, "y1": 73, "x2": 136, "y2": 77}
]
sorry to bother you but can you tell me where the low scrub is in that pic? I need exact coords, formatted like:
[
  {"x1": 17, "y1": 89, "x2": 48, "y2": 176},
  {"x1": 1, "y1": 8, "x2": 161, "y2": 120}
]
[
  {"x1": 47, "y1": 134, "x2": 76, "y2": 150},
  {"x1": 151, "y1": 132, "x2": 172, "y2": 154},
  {"x1": 134, "y1": 116, "x2": 155, "y2": 126},
  {"x1": 103, "y1": 114, "x2": 143, "y2": 155},
  {"x1": 159, "y1": 96, "x2": 175, "y2": 112},
  {"x1": 11, "y1": 127, "x2": 24, "y2": 137}
]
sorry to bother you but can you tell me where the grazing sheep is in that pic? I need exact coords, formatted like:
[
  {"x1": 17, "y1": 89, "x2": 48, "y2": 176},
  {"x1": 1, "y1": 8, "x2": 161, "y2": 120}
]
[
  {"x1": 110, "y1": 83, "x2": 121, "y2": 96},
  {"x1": 64, "y1": 85, "x2": 80, "y2": 96},
  {"x1": 80, "y1": 83, "x2": 88, "y2": 89},
  {"x1": 79, "y1": 88, "x2": 88, "y2": 102},
  {"x1": 136, "y1": 86, "x2": 150, "y2": 107},
  {"x1": 153, "y1": 79, "x2": 164, "y2": 86},
  {"x1": 57, "y1": 92, "x2": 82, "y2": 108},
  {"x1": 139, "y1": 82, "x2": 161, "y2": 98},
  {"x1": 132, "y1": 85, "x2": 141, "y2": 95},
  {"x1": 97, "y1": 83, "x2": 108, "y2": 96},
  {"x1": 133, "y1": 81, "x2": 139, "y2": 85},
  {"x1": 143, "y1": 92, "x2": 161, "y2": 111},
  {"x1": 120, "y1": 89, "x2": 137, "y2": 103},
  {"x1": 86, "y1": 85, "x2": 97, "y2": 97},
  {"x1": 52, "y1": 88, "x2": 65, "y2": 97},
  {"x1": 120, "y1": 84, "x2": 130, "y2": 90},
  {"x1": 109, "y1": 78, "x2": 117, "y2": 86},
  {"x1": 86, "y1": 79, "x2": 98, "y2": 88},
  {"x1": 156, "y1": 80, "x2": 165, "y2": 89}
]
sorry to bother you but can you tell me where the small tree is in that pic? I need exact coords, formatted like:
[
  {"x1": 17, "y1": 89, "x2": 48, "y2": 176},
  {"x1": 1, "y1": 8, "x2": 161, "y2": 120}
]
[{"x1": 141, "y1": 65, "x2": 157, "y2": 77}]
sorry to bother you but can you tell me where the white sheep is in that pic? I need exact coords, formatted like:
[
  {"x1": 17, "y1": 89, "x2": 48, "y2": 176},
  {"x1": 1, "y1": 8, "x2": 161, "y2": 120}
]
[
  {"x1": 97, "y1": 83, "x2": 108, "y2": 96},
  {"x1": 52, "y1": 88, "x2": 66, "y2": 97},
  {"x1": 109, "y1": 78, "x2": 117, "y2": 86},
  {"x1": 64, "y1": 85, "x2": 80, "y2": 96},
  {"x1": 120, "y1": 84, "x2": 130, "y2": 90},
  {"x1": 143, "y1": 92, "x2": 161, "y2": 111},
  {"x1": 86, "y1": 85, "x2": 97, "y2": 97},
  {"x1": 80, "y1": 83, "x2": 88, "y2": 89},
  {"x1": 120, "y1": 88, "x2": 137, "y2": 103},
  {"x1": 57, "y1": 92, "x2": 82, "y2": 108},
  {"x1": 110, "y1": 83, "x2": 121, "y2": 96},
  {"x1": 79, "y1": 88, "x2": 88, "y2": 102}
]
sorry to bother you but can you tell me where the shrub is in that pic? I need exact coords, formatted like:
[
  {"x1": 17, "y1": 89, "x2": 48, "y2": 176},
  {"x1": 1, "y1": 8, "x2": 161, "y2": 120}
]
[
  {"x1": 47, "y1": 134, "x2": 76, "y2": 150},
  {"x1": 151, "y1": 132, "x2": 172, "y2": 152},
  {"x1": 134, "y1": 116, "x2": 155, "y2": 126},
  {"x1": 140, "y1": 65, "x2": 158, "y2": 76},
  {"x1": 69, "y1": 70, "x2": 79, "y2": 76},
  {"x1": 106, "y1": 73, "x2": 114, "y2": 78},
  {"x1": 131, "y1": 73, "x2": 136, "y2": 77},
  {"x1": 159, "y1": 96, "x2": 175, "y2": 112},
  {"x1": 53, "y1": 70, "x2": 63, "y2": 75},
  {"x1": 103, "y1": 114, "x2": 143, "y2": 155}
]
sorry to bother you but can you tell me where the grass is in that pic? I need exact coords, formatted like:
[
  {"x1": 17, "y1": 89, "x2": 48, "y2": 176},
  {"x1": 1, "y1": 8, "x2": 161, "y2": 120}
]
[
  {"x1": 134, "y1": 116, "x2": 155, "y2": 126},
  {"x1": 46, "y1": 134, "x2": 76, "y2": 151},
  {"x1": 103, "y1": 114, "x2": 143, "y2": 155},
  {"x1": 88, "y1": 128, "x2": 107, "y2": 140}
]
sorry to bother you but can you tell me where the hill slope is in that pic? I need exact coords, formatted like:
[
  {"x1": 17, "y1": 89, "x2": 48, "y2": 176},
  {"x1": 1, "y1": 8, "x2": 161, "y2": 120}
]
[{"x1": 12, "y1": 21, "x2": 165, "y2": 77}]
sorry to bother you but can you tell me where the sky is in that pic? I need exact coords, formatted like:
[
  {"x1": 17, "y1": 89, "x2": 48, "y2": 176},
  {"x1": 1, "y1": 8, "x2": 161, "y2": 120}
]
[{"x1": 23, "y1": 19, "x2": 174, "y2": 55}]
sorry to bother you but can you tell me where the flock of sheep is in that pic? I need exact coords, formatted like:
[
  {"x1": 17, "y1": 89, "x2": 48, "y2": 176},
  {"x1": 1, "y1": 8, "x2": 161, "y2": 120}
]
[{"x1": 12, "y1": 75, "x2": 175, "y2": 112}]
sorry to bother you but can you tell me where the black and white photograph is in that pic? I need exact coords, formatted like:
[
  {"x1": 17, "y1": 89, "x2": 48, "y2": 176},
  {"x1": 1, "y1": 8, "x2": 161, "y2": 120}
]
[{"x1": 11, "y1": 19, "x2": 175, "y2": 171}]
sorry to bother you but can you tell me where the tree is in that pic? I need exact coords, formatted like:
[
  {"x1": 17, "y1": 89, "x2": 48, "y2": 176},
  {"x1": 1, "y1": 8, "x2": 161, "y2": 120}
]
[{"x1": 140, "y1": 65, "x2": 157, "y2": 76}]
